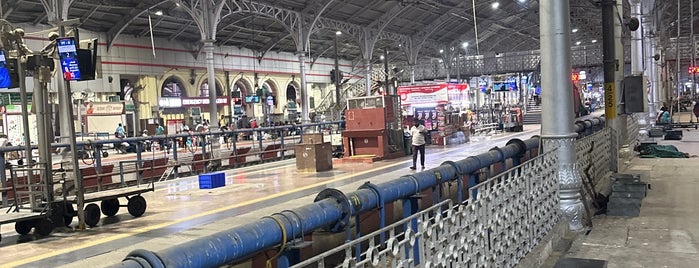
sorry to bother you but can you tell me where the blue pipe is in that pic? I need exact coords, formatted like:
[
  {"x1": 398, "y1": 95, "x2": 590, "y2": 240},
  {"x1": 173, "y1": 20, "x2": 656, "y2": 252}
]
[
  {"x1": 110, "y1": 135, "x2": 542, "y2": 268},
  {"x1": 107, "y1": 198, "x2": 343, "y2": 268}
]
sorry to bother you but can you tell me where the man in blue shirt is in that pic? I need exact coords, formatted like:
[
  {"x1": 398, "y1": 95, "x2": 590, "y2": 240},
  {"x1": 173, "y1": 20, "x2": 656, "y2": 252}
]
[{"x1": 115, "y1": 123, "x2": 125, "y2": 138}]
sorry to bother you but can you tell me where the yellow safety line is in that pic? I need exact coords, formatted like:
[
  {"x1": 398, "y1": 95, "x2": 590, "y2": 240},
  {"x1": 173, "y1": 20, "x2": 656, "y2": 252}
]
[{"x1": 3, "y1": 160, "x2": 406, "y2": 267}]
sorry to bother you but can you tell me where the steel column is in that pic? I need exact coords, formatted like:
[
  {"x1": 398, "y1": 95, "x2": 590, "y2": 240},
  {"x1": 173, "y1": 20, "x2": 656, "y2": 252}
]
[
  {"x1": 365, "y1": 59, "x2": 371, "y2": 96},
  {"x1": 540, "y1": 0, "x2": 584, "y2": 231},
  {"x1": 298, "y1": 53, "x2": 310, "y2": 124},
  {"x1": 204, "y1": 41, "x2": 218, "y2": 129}
]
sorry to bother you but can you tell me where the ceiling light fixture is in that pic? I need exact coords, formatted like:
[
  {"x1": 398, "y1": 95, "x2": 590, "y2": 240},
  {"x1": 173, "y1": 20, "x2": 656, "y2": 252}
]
[
  {"x1": 591, "y1": 39, "x2": 597, "y2": 43},
  {"x1": 439, "y1": 49, "x2": 444, "y2": 53},
  {"x1": 462, "y1": 42, "x2": 469, "y2": 48},
  {"x1": 336, "y1": 31, "x2": 342, "y2": 36},
  {"x1": 575, "y1": 41, "x2": 581, "y2": 45},
  {"x1": 491, "y1": 2, "x2": 500, "y2": 9},
  {"x1": 572, "y1": 28, "x2": 578, "y2": 33},
  {"x1": 154, "y1": 10, "x2": 163, "y2": 16}
]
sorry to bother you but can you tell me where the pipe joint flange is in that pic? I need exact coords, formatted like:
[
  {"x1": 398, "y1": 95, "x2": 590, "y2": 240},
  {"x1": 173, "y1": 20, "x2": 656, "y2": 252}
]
[
  {"x1": 359, "y1": 182, "x2": 383, "y2": 209},
  {"x1": 505, "y1": 138, "x2": 527, "y2": 157},
  {"x1": 441, "y1": 161, "x2": 462, "y2": 175},
  {"x1": 314, "y1": 188, "x2": 352, "y2": 233},
  {"x1": 123, "y1": 249, "x2": 165, "y2": 268},
  {"x1": 489, "y1": 147, "x2": 506, "y2": 162}
]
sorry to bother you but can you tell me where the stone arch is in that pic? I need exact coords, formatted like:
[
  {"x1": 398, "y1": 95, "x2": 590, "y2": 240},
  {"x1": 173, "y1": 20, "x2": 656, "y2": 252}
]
[
  {"x1": 285, "y1": 80, "x2": 300, "y2": 102},
  {"x1": 196, "y1": 76, "x2": 225, "y2": 97},
  {"x1": 262, "y1": 79, "x2": 278, "y2": 107},
  {"x1": 161, "y1": 75, "x2": 187, "y2": 98}
]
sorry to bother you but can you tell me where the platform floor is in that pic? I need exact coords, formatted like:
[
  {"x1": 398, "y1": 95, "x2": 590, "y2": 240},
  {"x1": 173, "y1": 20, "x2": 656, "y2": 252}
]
[
  {"x1": 0, "y1": 126, "x2": 541, "y2": 268},
  {"x1": 559, "y1": 127, "x2": 699, "y2": 268}
]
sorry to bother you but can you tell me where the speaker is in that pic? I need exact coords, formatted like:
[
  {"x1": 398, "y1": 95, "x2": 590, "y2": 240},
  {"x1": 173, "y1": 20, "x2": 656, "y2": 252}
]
[{"x1": 623, "y1": 75, "x2": 647, "y2": 113}]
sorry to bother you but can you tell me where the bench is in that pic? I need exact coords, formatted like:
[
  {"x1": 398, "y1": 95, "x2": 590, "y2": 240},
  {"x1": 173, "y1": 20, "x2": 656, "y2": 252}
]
[
  {"x1": 192, "y1": 153, "x2": 211, "y2": 174},
  {"x1": 140, "y1": 158, "x2": 169, "y2": 181},
  {"x1": 228, "y1": 147, "x2": 251, "y2": 166},
  {"x1": 261, "y1": 144, "x2": 282, "y2": 161},
  {"x1": 80, "y1": 165, "x2": 115, "y2": 191}
]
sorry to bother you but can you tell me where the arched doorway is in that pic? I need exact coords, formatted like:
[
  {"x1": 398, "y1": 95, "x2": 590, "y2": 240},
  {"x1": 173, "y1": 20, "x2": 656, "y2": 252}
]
[
  {"x1": 285, "y1": 81, "x2": 300, "y2": 123},
  {"x1": 161, "y1": 76, "x2": 186, "y2": 98},
  {"x1": 232, "y1": 79, "x2": 253, "y2": 127},
  {"x1": 160, "y1": 76, "x2": 188, "y2": 134},
  {"x1": 198, "y1": 79, "x2": 224, "y2": 97}
]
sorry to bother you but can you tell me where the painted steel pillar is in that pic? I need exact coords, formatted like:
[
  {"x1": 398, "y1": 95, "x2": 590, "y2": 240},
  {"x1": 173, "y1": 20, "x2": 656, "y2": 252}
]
[
  {"x1": 630, "y1": 0, "x2": 649, "y2": 138},
  {"x1": 614, "y1": 0, "x2": 628, "y2": 148},
  {"x1": 643, "y1": 15, "x2": 657, "y2": 124},
  {"x1": 539, "y1": 0, "x2": 584, "y2": 231},
  {"x1": 204, "y1": 41, "x2": 218, "y2": 129},
  {"x1": 409, "y1": 65, "x2": 416, "y2": 84},
  {"x1": 298, "y1": 53, "x2": 310, "y2": 124},
  {"x1": 365, "y1": 59, "x2": 372, "y2": 96}
]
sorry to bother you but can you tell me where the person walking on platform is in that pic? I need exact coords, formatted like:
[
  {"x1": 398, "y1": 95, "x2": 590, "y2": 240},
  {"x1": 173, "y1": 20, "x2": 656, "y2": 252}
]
[{"x1": 409, "y1": 120, "x2": 428, "y2": 170}]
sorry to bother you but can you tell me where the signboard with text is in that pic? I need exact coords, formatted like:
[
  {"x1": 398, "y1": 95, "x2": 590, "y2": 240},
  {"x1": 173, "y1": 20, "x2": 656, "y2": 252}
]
[
  {"x1": 397, "y1": 83, "x2": 468, "y2": 106},
  {"x1": 181, "y1": 97, "x2": 229, "y2": 107}
]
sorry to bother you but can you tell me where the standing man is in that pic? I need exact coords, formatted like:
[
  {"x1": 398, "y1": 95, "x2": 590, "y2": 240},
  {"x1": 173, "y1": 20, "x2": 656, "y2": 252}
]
[{"x1": 409, "y1": 120, "x2": 428, "y2": 170}]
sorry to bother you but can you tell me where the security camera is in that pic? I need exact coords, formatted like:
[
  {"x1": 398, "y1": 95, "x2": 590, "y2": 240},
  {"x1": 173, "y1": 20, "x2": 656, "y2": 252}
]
[
  {"x1": 627, "y1": 18, "x2": 640, "y2": 31},
  {"x1": 653, "y1": 54, "x2": 660, "y2": 61}
]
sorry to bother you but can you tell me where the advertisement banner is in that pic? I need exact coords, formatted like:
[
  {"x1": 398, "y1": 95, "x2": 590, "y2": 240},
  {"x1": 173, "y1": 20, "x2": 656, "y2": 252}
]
[
  {"x1": 398, "y1": 83, "x2": 469, "y2": 106},
  {"x1": 84, "y1": 103, "x2": 124, "y2": 115},
  {"x1": 397, "y1": 84, "x2": 449, "y2": 105}
]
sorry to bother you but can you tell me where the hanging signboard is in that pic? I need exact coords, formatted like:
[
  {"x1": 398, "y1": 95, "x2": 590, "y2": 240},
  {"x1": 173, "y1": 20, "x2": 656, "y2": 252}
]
[
  {"x1": 397, "y1": 83, "x2": 468, "y2": 106},
  {"x1": 181, "y1": 97, "x2": 229, "y2": 107}
]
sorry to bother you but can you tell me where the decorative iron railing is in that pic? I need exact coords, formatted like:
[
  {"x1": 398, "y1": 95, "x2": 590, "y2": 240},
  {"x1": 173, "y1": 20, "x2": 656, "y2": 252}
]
[{"x1": 291, "y1": 149, "x2": 560, "y2": 268}]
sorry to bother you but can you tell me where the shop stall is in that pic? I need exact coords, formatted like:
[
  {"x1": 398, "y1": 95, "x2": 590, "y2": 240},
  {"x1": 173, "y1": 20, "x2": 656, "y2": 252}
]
[{"x1": 397, "y1": 83, "x2": 470, "y2": 145}]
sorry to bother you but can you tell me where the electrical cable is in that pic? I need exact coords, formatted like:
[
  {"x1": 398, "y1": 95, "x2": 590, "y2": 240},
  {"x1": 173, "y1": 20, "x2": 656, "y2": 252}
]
[{"x1": 263, "y1": 215, "x2": 288, "y2": 268}]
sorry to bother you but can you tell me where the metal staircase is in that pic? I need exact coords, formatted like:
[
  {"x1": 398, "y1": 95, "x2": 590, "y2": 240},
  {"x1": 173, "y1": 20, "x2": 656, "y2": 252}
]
[{"x1": 315, "y1": 66, "x2": 385, "y2": 119}]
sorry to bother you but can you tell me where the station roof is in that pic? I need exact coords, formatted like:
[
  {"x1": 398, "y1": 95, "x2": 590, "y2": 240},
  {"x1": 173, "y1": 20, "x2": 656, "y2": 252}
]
[{"x1": 1, "y1": 0, "x2": 694, "y2": 66}]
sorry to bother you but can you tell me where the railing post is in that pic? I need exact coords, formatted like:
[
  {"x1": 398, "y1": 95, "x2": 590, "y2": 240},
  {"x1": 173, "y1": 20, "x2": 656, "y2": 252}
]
[
  {"x1": 279, "y1": 128, "x2": 285, "y2": 159},
  {"x1": 94, "y1": 146, "x2": 103, "y2": 191},
  {"x1": 172, "y1": 138, "x2": 179, "y2": 178},
  {"x1": 0, "y1": 153, "x2": 6, "y2": 207},
  {"x1": 402, "y1": 196, "x2": 420, "y2": 264}
]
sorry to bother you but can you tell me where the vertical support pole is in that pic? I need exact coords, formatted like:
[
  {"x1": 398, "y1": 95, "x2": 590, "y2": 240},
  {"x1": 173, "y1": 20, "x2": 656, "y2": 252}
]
[
  {"x1": 0, "y1": 153, "x2": 6, "y2": 207},
  {"x1": 631, "y1": 0, "x2": 648, "y2": 137},
  {"x1": 17, "y1": 57, "x2": 32, "y2": 168},
  {"x1": 615, "y1": 0, "x2": 628, "y2": 146},
  {"x1": 602, "y1": 0, "x2": 619, "y2": 172},
  {"x1": 409, "y1": 65, "x2": 416, "y2": 84},
  {"x1": 33, "y1": 64, "x2": 53, "y2": 202},
  {"x1": 334, "y1": 34, "x2": 341, "y2": 106},
  {"x1": 675, "y1": 0, "x2": 682, "y2": 110},
  {"x1": 172, "y1": 138, "x2": 179, "y2": 178},
  {"x1": 94, "y1": 146, "x2": 103, "y2": 191},
  {"x1": 644, "y1": 15, "x2": 657, "y2": 125},
  {"x1": 456, "y1": 53, "x2": 461, "y2": 83},
  {"x1": 540, "y1": 0, "x2": 584, "y2": 231},
  {"x1": 365, "y1": 59, "x2": 372, "y2": 96},
  {"x1": 384, "y1": 47, "x2": 390, "y2": 95},
  {"x1": 298, "y1": 53, "x2": 310, "y2": 124},
  {"x1": 691, "y1": 0, "x2": 696, "y2": 103},
  {"x1": 204, "y1": 41, "x2": 218, "y2": 129}
]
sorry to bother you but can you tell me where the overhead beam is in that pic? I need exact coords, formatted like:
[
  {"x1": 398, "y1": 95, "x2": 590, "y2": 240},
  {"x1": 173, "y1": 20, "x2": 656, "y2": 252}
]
[
  {"x1": 105, "y1": 0, "x2": 170, "y2": 50},
  {"x1": 169, "y1": 20, "x2": 193, "y2": 41},
  {"x1": 76, "y1": 5, "x2": 99, "y2": 27}
]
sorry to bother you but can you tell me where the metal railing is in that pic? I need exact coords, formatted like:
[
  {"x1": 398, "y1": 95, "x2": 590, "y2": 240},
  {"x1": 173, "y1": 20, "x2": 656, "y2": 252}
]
[{"x1": 292, "y1": 149, "x2": 560, "y2": 268}]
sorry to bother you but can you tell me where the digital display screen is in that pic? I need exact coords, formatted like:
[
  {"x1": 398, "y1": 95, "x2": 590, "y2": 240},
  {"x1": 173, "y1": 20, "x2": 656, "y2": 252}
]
[
  {"x1": 57, "y1": 37, "x2": 81, "y2": 81},
  {"x1": 0, "y1": 50, "x2": 10, "y2": 89},
  {"x1": 245, "y1": 95, "x2": 260, "y2": 103}
]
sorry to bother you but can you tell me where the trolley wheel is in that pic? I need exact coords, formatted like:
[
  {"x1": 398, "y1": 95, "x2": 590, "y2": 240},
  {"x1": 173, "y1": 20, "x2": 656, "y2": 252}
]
[
  {"x1": 64, "y1": 204, "x2": 76, "y2": 227},
  {"x1": 85, "y1": 203, "x2": 101, "y2": 227},
  {"x1": 101, "y1": 199, "x2": 120, "y2": 217},
  {"x1": 102, "y1": 151, "x2": 109, "y2": 158},
  {"x1": 49, "y1": 204, "x2": 66, "y2": 227},
  {"x1": 35, "y1": 219, "x2": 54, "y2": 236},
  {"x1": 127, "y1": 195, "x2": 147, "y2": 217},
  {"x1": 15, "y1": 220, "x2": 33, "y2": 235}
]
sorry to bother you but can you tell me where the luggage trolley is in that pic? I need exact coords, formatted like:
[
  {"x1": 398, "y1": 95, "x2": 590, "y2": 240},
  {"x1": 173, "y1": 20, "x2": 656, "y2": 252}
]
[{"x1": 0, "y1": 165, "x2": 71, "y2": 242}]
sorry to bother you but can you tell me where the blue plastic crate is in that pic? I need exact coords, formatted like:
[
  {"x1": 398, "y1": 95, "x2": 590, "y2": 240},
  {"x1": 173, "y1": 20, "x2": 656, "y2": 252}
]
[{"x1": 199, "y1": 172, "x2": 226, "y2": 189}]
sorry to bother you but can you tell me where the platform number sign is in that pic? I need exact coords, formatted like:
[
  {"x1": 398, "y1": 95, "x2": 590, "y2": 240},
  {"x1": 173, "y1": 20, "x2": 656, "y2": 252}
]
[{"x1": 604, "y1": 83, "x2": 616, "y2": 119}]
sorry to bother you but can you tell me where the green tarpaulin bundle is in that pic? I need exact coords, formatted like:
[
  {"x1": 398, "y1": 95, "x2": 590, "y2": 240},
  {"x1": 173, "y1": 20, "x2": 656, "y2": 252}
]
[{"x1": 639, "y1": 144, "x2": 689, "y2": 158}]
